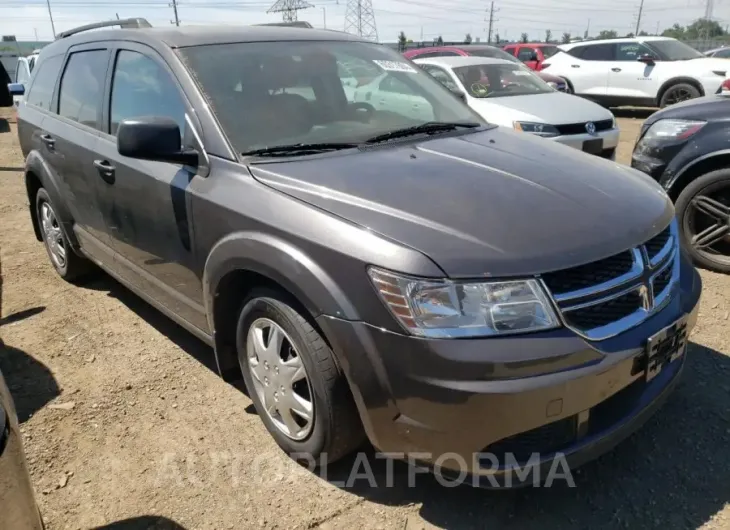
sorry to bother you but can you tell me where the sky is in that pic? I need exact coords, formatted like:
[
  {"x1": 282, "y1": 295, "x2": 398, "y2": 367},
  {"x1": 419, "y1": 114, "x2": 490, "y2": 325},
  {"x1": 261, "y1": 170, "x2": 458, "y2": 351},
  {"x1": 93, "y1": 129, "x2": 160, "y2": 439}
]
[{"x1": 0, "y1": 0, "x2": 723, "y2": 44}]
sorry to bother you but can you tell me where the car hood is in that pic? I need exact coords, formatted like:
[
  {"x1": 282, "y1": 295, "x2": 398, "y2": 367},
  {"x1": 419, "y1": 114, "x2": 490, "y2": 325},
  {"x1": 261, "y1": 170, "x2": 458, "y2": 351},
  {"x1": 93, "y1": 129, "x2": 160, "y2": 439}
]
[
  {"x1": 250, "y1": 128, "x2": 673, "y2": 278},
  {"x1": 469, "y1": 92, "x2": 613, "y2": 126}
]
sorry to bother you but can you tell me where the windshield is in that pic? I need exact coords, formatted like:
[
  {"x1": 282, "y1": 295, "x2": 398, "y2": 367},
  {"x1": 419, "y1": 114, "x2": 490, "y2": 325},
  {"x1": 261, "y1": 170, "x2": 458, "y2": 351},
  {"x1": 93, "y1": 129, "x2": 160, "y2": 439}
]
[
  {"x1": 453, "y1": 63, "x2": 553, "y2": 98},
  {"x1": 179, "y1": 41, "x2": 484, "y2": 154},
  {"x1": 468, "y1": 47, "x2": 521, "y2": 64},
  {"x1": 646, "y1": 39, "x2": 704, "y2": 60},
  {"x1": 541, "y1": 46, "x2": 559, "y2": 58}
]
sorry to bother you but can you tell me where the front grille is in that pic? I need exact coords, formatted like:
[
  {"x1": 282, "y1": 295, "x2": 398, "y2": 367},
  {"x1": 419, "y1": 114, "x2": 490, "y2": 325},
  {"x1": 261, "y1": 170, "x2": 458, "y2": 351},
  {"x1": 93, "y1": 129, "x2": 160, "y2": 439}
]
[
  {"x1": 555, "y1": 119, "x2": 614, "y2": 136},
  {"x1": 542, "y1": 221, "x2": 678, "y2": 340},
  {"x1": 485, "y1": 416, "x2": 577, "y2": 464}
]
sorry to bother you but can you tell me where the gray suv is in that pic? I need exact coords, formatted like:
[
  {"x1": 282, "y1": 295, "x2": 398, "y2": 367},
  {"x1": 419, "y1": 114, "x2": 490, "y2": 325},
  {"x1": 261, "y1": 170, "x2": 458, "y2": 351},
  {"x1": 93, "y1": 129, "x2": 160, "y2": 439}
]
[{"x1": 15, "y1": 19, "x2": 702, "y2": 485}]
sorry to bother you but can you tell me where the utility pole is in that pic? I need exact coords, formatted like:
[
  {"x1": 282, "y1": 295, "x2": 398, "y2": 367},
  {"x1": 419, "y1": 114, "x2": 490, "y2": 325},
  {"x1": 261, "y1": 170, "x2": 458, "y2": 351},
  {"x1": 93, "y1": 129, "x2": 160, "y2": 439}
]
[
  {"x1": 321, "y1": 6, "x2": 326, "y2": 28},
  {"x1": 655, "y1": 21, "x2": 660, "y2": 35},
  {"x1": 585, "y1": 18, "x2": 590, "y2": 39},
  {"x1": 486, "y1": 1, "x2": 496, "y2": 44},
  {"x1": 34, "y1": 28, "x2": 39, "y2": 41},
  {"x1": 45, "y1": 0, "x2": 56, "y2": 38},
  {"x1": 170, "y1": 0, "x2": 180, "y2": 26},
  {"x1": 634, "y1": 0, "x2": 644, "y2": 35}
]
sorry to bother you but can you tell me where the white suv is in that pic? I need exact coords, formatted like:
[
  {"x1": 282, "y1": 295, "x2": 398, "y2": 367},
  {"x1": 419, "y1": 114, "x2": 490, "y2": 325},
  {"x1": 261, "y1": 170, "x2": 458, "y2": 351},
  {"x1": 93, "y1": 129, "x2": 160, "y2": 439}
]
[{"x1": 542, "y1": 37, "x2": 730, "y2": 108}]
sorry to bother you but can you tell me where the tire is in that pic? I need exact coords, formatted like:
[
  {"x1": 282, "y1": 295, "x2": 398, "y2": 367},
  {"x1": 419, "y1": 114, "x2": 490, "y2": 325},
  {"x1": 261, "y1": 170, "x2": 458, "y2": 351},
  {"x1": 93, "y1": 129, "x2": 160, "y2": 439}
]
[
  {"x1": 659, "y1": 82, "x2": 700, "y2": 108},
  {"x1": 36, "y1": 188, "x2": 92, "y2": 281},
  {"x1": 236, "y1": 288, "x2": 365, "y2": 464},
  {"x1": 675, "y1": 168, "x2": 730, "y2": 273}
]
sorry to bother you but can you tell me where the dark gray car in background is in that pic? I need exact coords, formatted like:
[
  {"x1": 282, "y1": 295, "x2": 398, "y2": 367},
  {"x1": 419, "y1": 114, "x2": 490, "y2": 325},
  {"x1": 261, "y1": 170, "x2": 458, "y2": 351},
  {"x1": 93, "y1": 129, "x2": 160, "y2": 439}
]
[{"x1": 14, "y1": 19, "x2": 702, "y2": 485}]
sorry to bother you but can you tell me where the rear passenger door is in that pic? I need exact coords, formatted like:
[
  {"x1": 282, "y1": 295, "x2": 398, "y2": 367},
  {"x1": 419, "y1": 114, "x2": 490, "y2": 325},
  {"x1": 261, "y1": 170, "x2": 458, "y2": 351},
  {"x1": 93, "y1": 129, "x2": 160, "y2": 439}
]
[
  {"x1": 564, "y1": 43, "x2": 612, "y2": 96},
  {"x1": 41, "y1": 45, "x2": 117, "y2": 266},
  {"x1": 93, "y1": 43, "x2": 207, "y2": 331}
]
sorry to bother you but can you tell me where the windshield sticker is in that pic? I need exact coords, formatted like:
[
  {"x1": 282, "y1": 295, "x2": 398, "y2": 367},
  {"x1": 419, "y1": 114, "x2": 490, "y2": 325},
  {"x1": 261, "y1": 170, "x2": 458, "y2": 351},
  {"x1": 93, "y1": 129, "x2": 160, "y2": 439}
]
[
  {"x1": 513, "y1": 70, "x2": 532, "y2": 76},
  {"x1": 373, "y1": 60, "x2": 418, "y2": 73}
]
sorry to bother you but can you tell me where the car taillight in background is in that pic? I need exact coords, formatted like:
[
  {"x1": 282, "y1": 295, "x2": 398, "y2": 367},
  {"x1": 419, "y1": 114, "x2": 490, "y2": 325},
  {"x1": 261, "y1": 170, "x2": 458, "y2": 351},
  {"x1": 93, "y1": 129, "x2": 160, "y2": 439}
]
[{"x1": 720, "y1": 78, "x2": 730, "y2": 95}]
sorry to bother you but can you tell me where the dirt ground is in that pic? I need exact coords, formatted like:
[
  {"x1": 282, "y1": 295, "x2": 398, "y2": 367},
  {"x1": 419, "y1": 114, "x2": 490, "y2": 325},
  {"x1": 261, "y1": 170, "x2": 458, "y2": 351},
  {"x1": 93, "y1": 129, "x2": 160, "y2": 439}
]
[{"x1": 1, "y1": 107, "x2": 730, "y2": 530}]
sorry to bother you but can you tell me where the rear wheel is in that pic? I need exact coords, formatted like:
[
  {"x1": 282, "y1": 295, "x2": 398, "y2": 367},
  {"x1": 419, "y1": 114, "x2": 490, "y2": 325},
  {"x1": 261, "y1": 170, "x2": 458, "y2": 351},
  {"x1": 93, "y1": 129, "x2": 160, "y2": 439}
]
[
  {"x1": 236, "y1": 289, "x2": 364, "y2": 463},
  {"x1": 676, "y1": 168, "x2": 730, "y2": 273},
  {"x1": 36, "y1": 188, "x2": 92, "y2": 281},
  {"x1": 659, "y1": 83, "x2": 700, "y2": 108}
]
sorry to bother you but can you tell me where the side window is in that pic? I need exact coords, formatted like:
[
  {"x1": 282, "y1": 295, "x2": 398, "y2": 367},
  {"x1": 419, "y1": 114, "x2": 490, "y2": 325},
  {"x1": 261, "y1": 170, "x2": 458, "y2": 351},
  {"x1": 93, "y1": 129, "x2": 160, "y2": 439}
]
[
  {"x1": 15, "y1": 62, "x2": 28, "y2": 85},
  {"x1": 567, "y1": 46, "x2": 586, "y2": 58},
  {"x1": 26, "y1": 54, "x2": 64, "y2": 110},
  {"x1": 421, "y1": 65, "x2": 459, "y2": 91},
  {"x1": 110, "y1": 50, "x2": 186, "y2": 137},
  {"x1": 517, "y1": 47, "x2": 538, "y2": 61},
  {"x1": 615, "y1": 43, "x2": 652, "y2": 61},
  {"x1": 504, "y1": 47, "x2": 517, "y2": 56},
  {"x1": 580, "y1": 44, "x2": 615, "y2": 61},
  {"x1": 58, "y1": 50, "x2": 108, "y2": 129},
  {"x1": 379, "y1": 76, "x2": 410, "y2": 94},
  {"x1": 715, "y1": 48, "x2": 730, "y2": 58}
]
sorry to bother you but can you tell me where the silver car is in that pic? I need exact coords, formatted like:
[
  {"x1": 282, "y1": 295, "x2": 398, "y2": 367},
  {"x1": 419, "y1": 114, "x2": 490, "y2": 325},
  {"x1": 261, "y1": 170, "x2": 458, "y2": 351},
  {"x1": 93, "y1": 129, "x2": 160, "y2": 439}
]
[{"x1": 414, "y1": 56, "x2": 620, "y2": 160}]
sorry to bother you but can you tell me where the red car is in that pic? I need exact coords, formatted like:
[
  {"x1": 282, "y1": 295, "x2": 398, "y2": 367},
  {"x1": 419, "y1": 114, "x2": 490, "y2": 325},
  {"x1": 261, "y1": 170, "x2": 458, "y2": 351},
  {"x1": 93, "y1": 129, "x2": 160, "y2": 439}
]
[
  {"x1": 403, "y1": 45, "x2": 568, "y2": 92},
  {"x1": 502, "y1": 43, "x2": 560, "y2": 71}
]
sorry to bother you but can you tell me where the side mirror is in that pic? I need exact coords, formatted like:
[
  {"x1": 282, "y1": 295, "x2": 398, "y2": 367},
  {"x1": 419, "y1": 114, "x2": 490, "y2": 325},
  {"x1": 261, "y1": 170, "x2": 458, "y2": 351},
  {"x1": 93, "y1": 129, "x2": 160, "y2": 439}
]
[
  {"x1": 638, "y1": 54, "x2": 656, "y2": 65},
  {"x1": 8, "y1": 83, "x2": 25, "y2": 96},
  {"x1": 117, "y1": 117, "x2": 198, "y2": 166}
]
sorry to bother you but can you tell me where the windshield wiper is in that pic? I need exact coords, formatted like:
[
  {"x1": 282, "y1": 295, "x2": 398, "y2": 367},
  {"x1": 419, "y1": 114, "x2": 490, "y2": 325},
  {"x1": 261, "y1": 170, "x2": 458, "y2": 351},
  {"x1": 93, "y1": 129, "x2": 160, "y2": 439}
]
[
  {"x1": 241, "y1": 142, "x2": 359, "y2": 157},
  {"x1": 364, "y1": 121, "x2": 481, "y2": 144}
]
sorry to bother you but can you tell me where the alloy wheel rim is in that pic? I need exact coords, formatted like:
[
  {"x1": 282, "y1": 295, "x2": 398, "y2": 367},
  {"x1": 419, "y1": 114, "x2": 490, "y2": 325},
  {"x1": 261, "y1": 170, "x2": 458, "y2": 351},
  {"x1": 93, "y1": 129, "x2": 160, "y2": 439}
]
[
  {"x1": 40, "y1": 202, "x2": 67, "y2": 269},
  {"x1": 685, "y1": 189, "x2": 730, "y2": 265},
  {"x1": 246, "y1": 318, "x2": 314, "y2": 441},
  {"x1": 666, "y1": 87, "x2": 693, "y2": 105}
]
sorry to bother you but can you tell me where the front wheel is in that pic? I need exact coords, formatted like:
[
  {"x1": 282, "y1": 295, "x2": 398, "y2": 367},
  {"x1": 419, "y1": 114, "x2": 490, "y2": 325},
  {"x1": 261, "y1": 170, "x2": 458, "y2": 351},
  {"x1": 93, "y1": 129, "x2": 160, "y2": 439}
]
[
  {"x1": 676, "y1": 168, "x2": 730, "y2": 273},
  {"x1": 659, "y1": 83, "x2": 700, "y2": 108},
  {"x1": 236, "y1": 289, "x2": 365, "y2": 463}
]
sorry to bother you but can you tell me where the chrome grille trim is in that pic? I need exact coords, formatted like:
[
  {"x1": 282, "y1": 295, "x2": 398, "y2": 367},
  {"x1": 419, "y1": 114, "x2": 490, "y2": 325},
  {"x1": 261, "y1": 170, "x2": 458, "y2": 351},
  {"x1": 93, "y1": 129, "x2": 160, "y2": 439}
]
[{"x1": 543, "y1": 220, "x2": 679, "y2": 341}]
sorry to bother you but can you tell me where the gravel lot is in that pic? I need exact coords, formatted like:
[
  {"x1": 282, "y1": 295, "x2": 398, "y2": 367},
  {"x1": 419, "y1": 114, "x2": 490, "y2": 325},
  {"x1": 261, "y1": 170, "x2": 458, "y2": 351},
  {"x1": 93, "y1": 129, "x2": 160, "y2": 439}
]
[{"x1": 1, "y1": 107, "x2": 730, "y2": 530}]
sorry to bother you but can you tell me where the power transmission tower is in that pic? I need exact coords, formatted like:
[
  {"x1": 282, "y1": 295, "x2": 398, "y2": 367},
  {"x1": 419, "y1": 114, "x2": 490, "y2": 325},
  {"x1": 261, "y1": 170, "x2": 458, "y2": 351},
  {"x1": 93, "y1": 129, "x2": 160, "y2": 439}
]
[
  {"x1": 267, "y1": 0, "x2": 313, "y2": 22},
  {"x1": 344, "y1": 0, "x2": 378, "y2": 41},
  {"x1": 486, "y1": 1, "x2": 498, "y2": 44},
  {"x1": 170, "y1": 0, "x2": 180, "y2": 26},
  {"x1": 704, "y1": 0, "x2": 714, "y2": 21},
  {"x1": 634, "y1": 0, "x2": 644, "y2": 35}
]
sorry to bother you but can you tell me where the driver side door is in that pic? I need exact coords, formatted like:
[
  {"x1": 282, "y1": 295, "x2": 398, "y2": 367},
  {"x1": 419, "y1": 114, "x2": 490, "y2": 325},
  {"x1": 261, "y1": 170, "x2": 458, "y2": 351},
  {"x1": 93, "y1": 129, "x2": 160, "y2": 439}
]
[{"x1": 607, "y1": 42, "x2": 658, "y2": 100}]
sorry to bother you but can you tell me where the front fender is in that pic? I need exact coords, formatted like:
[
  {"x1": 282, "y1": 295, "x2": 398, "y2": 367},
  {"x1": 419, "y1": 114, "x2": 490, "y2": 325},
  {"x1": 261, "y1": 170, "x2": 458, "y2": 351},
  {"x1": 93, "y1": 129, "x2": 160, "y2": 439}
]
[
  {"x1": 25, "y1": 150, "x2": 80, "y2": 250},
  {"x1": 202, "y1": 231, "x2": 360, "y2": 334}
]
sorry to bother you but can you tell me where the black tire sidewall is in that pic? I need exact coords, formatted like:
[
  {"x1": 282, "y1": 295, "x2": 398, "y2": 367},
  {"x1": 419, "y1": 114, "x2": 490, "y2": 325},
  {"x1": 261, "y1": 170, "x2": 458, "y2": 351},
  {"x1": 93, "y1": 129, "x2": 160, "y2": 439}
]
[
  {"x1": 660, "y1": 83, "x2": 700, "y2": 108},
  {"x1": 236, "y1": 292, "x2": 329, "y2": 458},
  {"x1": 675, "y1": 168, "x2": 730, "y2": 273},
  {"x1": 35, "y1": 188, "x2": 70, "y2": 277}
]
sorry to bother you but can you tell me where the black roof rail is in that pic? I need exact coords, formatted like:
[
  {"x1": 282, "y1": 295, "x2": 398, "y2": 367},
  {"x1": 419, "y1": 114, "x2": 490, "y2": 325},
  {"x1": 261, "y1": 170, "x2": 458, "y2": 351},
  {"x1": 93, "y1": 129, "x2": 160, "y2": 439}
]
[
  {"x1": 56, "y1": 18, "x2": 152, "y2": 40},
  {"x1": 255, "y1": 21, "x2": 313, "y2": 28}
]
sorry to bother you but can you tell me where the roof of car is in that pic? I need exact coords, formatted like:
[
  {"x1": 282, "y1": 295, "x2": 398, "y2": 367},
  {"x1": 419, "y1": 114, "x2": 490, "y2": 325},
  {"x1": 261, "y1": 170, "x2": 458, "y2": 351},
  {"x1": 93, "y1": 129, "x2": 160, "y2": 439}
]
[
  {"x1": 46, "y1": 24, "x2": 366, "y2": 51},
  {"x1": 560, "y1": 36, "x2": 674, "y2": 50},
  {"x1": 503, "y1": 43, "x2": 557, "y2": 47},
  {"x1": 413, "y1": 56, "x2": 516, "y2": 67}
]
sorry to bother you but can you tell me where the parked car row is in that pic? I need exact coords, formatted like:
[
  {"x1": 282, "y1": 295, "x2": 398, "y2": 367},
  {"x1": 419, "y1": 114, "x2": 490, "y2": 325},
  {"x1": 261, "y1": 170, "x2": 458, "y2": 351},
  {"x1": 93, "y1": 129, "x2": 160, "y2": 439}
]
[{"x1": 6, "y1": 18, "x2": 703, "y2": 492}]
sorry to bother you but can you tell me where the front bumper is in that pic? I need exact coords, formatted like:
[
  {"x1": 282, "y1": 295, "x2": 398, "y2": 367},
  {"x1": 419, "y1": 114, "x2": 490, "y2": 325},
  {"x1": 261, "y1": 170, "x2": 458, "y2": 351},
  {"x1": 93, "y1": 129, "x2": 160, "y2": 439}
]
[
  {"x1": 552, "y1": 127, "x2": 620, "y2": 160},
  {"x1": 318, "y1": 252, "x2": 701, "y2": 484}
]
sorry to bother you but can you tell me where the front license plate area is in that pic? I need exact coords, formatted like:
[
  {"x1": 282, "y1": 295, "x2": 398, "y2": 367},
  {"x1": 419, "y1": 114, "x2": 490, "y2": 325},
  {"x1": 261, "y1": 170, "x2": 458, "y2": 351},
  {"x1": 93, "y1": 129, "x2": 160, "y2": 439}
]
[
  {"x1": 583, "y1": 138, "x2": 604, "y2": 154},
  {"x1": 645, "y1": 317, "x2": 688, "y2": 382}
]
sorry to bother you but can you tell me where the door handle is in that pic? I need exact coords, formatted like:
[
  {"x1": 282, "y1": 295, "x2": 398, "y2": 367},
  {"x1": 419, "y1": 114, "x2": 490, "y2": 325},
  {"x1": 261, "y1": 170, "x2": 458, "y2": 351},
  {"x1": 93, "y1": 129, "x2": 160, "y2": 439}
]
[
  {"x1": 611, "y1": 67, "x2": 622, "y2": 72},
  {"x1": 40, "y1": 133, "x2": 55, "y2": 149},
  {"x1": 571, "y1": 64, "x2": 580, "y2": 68},
  {"x1": 93, "y1": 159, "x2": 116, "y2": 184}
]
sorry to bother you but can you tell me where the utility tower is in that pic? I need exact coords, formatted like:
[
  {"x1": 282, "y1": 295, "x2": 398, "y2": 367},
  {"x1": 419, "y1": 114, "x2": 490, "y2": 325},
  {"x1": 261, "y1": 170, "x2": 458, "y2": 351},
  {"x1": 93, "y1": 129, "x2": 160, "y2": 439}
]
[
  {"x1": 634, "y1": 0, "x2": 644, "y2": 35},
  {"x1": 704, "y1": 0, "x2": 714, "y2": 21},
  {"x1": 344, "y1": 0, "x2": 378, "y2": 41},
  {"x1": 486, "y1": 2, "x2": 498, "y2": 44},
  {"x1": 267, "y1": 0, "x2": 313, "y2": 22}
]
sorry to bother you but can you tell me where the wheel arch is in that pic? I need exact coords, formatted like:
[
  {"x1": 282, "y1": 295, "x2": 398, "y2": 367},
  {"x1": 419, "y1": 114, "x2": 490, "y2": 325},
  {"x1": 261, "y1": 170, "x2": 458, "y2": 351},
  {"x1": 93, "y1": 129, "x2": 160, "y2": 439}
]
[
  {"x1": 24, "y1": 150, "x2": 81, "y2": 249},
  {"x1": 203, "y1": 232, "x2": 360, "y2": 382},
  {"x1": 656, "y1": 77, "x2": 704, "y2": 106},
  {"x1": 666, "y1": 151, "x2": 730, "y2": 201}
]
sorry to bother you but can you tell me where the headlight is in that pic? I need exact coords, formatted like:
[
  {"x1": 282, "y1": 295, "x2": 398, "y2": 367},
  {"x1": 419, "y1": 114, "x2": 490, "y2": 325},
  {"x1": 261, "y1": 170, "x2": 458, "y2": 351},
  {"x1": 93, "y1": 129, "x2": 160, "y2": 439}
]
[
  {"x1": 368, "y1": 267, "x2": 560, "y2": 338},
  {"x1": 642, "y1": 119, "x2": 705, "y2": 142},
  {"x1": 513, "y1": 121, "x2": 560, "y2": 137}
]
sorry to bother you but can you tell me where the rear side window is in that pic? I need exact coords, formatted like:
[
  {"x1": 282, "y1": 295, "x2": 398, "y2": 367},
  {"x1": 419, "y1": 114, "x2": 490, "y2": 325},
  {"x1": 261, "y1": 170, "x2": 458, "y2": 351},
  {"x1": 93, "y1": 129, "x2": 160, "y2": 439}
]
[
  {"x1": 109, "y1": 50, "x2": 186, "y2": 137},
  {"x1": 542, "y1": 46, "x2": 559, "y2": 58},
  {"x1": 580, "y1": 44, "x2": 615, "y2": 61},
  {"x1": 714, "y1": 48, "x2": 730, "y2": 58},
  {"x1": 517, "y1": 47, "x2": 538, "y2": 61},
  {"x1": 567, "y1": 46, "x2": 585, "y2": 58},
  {"x1": 58, "y1": 50, "x2": 108, "y2": 129},
  {"x1": 26, "y1": 54, "x2": 64, "y2": 110}
]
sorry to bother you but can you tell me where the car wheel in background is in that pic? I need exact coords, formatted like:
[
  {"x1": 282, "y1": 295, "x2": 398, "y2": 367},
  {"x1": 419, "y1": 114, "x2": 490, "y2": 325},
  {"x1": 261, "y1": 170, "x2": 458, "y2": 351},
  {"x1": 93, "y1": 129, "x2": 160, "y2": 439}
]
[
  {"x1": 236, "y1": 289, "x2": 365, "y2": 464},
  {"x1": 659, "y1": 83, "x2": 700, "y2": 108},
  {"x1": 676, "y1": 168, "x2": 730, "y2": 274},
  {"x1": 35, "y1": 188, "x2": 92, "y2": 281}
]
